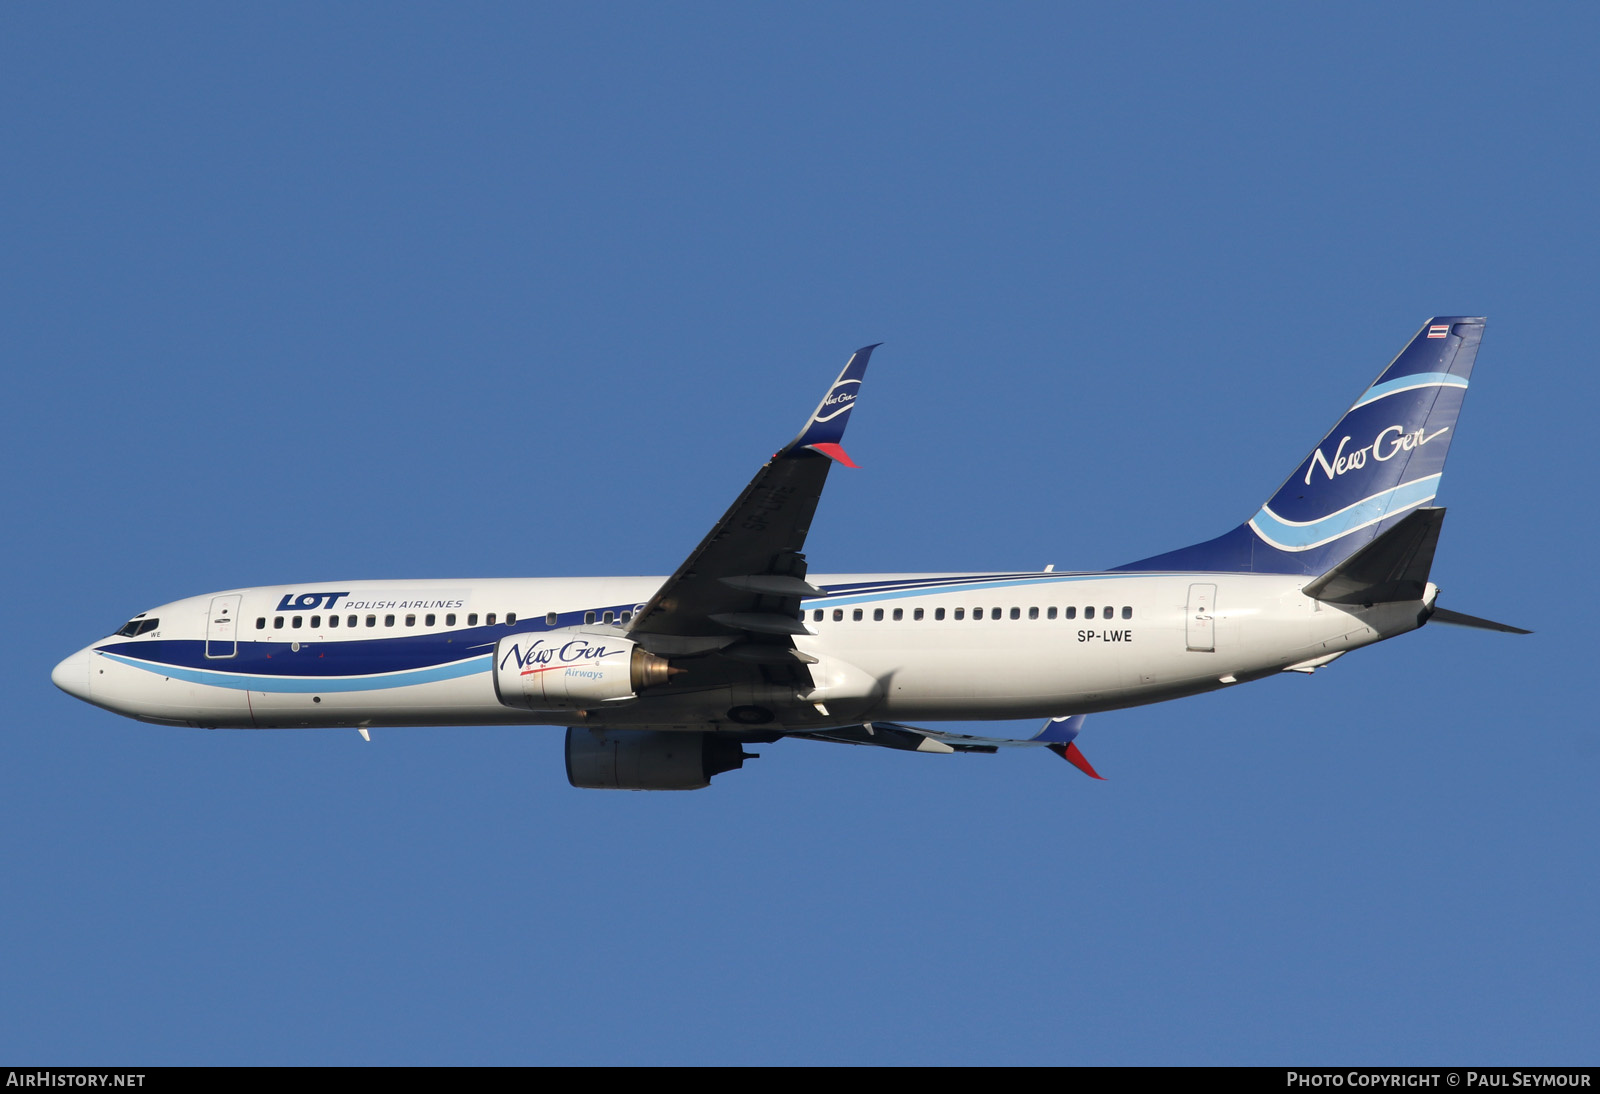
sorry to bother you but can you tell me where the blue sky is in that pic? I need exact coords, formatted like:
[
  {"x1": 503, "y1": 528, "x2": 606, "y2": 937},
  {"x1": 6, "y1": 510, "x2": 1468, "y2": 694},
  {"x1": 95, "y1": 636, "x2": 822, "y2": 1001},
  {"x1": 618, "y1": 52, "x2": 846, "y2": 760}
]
[{"x1": 3, "y1": 4, "x2": 1595, "y2": 1064}]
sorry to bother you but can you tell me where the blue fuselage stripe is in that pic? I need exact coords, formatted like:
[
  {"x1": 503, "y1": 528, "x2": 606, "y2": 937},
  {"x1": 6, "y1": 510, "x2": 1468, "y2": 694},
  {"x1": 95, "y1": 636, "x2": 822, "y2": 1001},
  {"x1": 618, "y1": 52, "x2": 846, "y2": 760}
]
[{"x1": 102, "y1": 651, "x2": 492, "y2": 693}]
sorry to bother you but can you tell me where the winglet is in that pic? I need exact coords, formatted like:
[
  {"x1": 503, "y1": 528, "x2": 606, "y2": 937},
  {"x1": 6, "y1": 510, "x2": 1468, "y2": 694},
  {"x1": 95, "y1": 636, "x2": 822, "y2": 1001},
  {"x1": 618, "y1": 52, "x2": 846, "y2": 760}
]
[
  {"x1": 788, "y1": 344, "x2": 880, "y2": 466},
  {"x1": 1034, "y1": 715, "x2": 1105, "y2": 779},
  {"x1": 1049, "y1": 741, "x2": 1106, "y2": 779},
  {"x1": 804, "y1": 442, "x2": 858, "y2": 468}
]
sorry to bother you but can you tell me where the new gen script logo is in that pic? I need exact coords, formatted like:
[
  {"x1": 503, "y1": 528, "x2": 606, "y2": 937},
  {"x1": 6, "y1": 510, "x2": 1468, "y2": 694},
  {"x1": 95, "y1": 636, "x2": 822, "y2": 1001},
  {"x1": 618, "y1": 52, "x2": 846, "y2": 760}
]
[
  {"x1": 812, "y1": 379, "x2": 860, "y2": 424},
  {"x1": 1304, "y1": 424, "x2": 1449, "y2": 485},
  {"x1": 500, "y1": 638, "x2": 623, "y2": 676}
]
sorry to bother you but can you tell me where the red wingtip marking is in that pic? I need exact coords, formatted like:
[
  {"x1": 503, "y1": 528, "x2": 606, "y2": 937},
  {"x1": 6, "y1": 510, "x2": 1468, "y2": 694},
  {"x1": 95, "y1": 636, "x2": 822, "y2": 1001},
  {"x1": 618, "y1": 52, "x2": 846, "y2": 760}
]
[
  {"x1": 1061, "y1": 742, "x2": 1106, "y2": 780},
  {"x1": 806, "y1": 442, "x2": 859, "y2": 468}
]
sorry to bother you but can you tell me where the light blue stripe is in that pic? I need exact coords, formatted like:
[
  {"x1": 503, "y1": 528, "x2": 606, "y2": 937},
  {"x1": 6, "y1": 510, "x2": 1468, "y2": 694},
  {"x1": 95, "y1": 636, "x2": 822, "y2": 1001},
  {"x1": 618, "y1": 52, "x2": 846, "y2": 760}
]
[
  {"x1": 1352, "y1": 373, "x2": 1467, "y2": 409},
  {"x1": 1250, "y1": 475, "x2": 1441, "y2": 550},
  {"x1": 102, "y1": 652, "x2": 493, "y2": 693},
  {"x1": 806, "y1": 573, "x2": 1147, "y2": 609}
]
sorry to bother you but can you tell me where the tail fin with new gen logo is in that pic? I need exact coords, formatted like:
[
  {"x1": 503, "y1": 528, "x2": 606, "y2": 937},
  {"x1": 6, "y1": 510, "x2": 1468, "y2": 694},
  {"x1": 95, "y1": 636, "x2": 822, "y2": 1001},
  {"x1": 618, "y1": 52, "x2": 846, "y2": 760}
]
[{"x1": 1116, "y1": 317, "x2": 1486, "y2": 576}]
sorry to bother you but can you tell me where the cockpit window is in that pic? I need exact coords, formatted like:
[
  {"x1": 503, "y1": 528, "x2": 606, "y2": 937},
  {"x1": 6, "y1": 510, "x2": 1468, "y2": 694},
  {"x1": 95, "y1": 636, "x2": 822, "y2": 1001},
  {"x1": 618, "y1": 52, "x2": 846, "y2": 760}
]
[{"x1": 114, "y1": 617, "x2": 159, "y2": 638}]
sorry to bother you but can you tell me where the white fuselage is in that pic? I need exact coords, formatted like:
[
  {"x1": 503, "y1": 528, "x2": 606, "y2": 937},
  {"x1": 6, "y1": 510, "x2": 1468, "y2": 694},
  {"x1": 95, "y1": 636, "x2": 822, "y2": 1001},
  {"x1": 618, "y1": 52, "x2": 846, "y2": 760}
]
[{"x1": 54, "y1": 571, "x2": 1429, "y2": 736}]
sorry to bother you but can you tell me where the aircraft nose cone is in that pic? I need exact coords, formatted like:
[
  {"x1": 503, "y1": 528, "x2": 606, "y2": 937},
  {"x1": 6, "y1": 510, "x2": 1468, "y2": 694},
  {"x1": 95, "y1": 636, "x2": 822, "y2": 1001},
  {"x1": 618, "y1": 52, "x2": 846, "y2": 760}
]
[{"x1": 51, "y1": 648, "x2": 91, "y2": 701}]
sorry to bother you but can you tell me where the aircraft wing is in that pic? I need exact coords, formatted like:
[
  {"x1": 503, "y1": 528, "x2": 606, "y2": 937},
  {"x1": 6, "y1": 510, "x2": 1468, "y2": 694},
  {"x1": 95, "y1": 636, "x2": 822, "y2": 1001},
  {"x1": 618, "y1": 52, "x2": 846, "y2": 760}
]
[
  {"x1": 794, "y1": 716, "x2": 1105, "y2": 778},
  {"x1": 626, "y1": 346, "x2": 879, "y2": 688}
]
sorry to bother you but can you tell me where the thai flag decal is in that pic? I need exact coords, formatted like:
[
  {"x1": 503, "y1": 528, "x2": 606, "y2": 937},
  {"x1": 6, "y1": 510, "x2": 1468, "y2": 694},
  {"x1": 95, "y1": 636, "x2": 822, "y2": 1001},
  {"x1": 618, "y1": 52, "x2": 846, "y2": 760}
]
[{"x1": 1427, "y1": 324, "x2": 1451, "y2": 339}]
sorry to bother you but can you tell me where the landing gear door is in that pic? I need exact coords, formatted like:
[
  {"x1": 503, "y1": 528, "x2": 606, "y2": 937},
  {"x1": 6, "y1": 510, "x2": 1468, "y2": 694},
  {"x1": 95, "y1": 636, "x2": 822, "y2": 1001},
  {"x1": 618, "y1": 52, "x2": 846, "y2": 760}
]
[
  {"x1": 1186, "y1": 583, "x2": 1216, "y2": 652},
  {"x1": 206, "y1": 594, "x2": 242, "y2": 659}
]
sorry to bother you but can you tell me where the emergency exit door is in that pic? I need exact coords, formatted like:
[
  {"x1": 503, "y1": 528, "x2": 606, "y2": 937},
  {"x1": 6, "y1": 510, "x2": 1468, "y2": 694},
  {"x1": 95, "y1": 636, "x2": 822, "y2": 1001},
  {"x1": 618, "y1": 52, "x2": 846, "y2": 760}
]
[{"x1": 1186, "y1": 583, "x2": 1216, "y2": 652}]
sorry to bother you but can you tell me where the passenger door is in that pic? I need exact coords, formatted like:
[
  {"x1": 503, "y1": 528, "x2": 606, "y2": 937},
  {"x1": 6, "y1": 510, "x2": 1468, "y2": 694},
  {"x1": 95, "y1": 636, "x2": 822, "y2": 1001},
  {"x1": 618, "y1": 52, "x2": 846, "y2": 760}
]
[{"x1": 205, "y1": 594, "x2": 242, "y2": 659}]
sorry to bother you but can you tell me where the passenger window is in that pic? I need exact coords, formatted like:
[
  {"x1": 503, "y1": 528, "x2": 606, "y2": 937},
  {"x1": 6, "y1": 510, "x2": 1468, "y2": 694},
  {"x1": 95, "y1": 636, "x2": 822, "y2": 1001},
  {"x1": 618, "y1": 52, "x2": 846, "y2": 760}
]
[
  {"x1": 974, "y1": 607, "x2": 984, "y2": 620},
  {"x1": 507, "y1": 613, "x2": 517, "y2": 625},
  {"x1": 385, "y1": 614, "x2": 395, "y2": 627},
  {"x1": 1122, "y1": 606, "x2": 1132, "y2": 620},
  {"x1": 893, "y1": 608, "x2": 903, "y2": 621},
  {"x1": 1066, "y1": 607, "x2": 1077, "y2": 619},
  {"x1": 328, "y1": 615, "x2": 339, "y2": 629},
  {"x1": 1010, "y1": 607, "x2": 1021, "y2": 620},
  {"x1": 404, "y1": 614, "x2": 415, "y2": 627},
  {"x1": 256, "y1": 618, "x2": 266, "y2": 630},
  {"x1": 292, "y1": 616, "x2": 303, "y2": 629},
  {"x1": 913, "y1": 608, "x2": 924, "y2": 621},
  {"x1": 954, "y1": 608, "x2": 964, "y2": 620},
  {"x1": 274, "y1": 617, "x2": 284, "y2": 629},
  {"x1": 1085, "y1": 606, "x2": 1095, "y2": 619},
  {"x1": 467, "y1": 613, "x2": 478, "y2": 626},
  {"x1": 547, "y1": 612, "x2": 558, "y2": 626},
  {"x1": 425, "y1": 614, "x2": 436, "y2": 627},
  {"x1": 446, "y1": 613, "x2": 456, "y2": 626},
  {"x1": 832, "y1": 609, "x2": 843, "y2": 621},
  {"x1": 993, "y1": 607, "x2": 1002, "y2": 619},
  {"x1": 620, "y1": 611, "x2": 632, "y2": 623},
  {"x1": 487, "y1": 613, "x2": 498, "y2": 625},
  {"x1": 1047, "y1": 607, "x2": 1057, "y2": 620},
  {"x1": 1028, "y1": 607, "x2": 1038, "y2": 620},
  {"x1": 852, "y1": 609, "x2": 863, "y2": 621},
  {"x1": 347, "y1": 615, "x2": 357, "y2": 627},
  {"x1": 311, "y1": 615, "x2": 321, "y2": 628},
  {"x1": 366, "y1": 615, "x2": 376, "y2": 628},
  {"x1": 873, "y1": 608, "x2": 883, "y2": 621},
  {"x1": 1103, "y1": 606, "x2": 1113, "y2": 619},
  {"x1": 602, "y1": 611, "x2": 613, "y2": 624},
  {"x1": 813, "y1": 609, "x2": 823, "y2": 621},
  {"x1": 934, "y1": 607, "x2": 945, "y2": 620},
  {"x1": 583, "y1": 611, "x2": 594, "y2": 625}
]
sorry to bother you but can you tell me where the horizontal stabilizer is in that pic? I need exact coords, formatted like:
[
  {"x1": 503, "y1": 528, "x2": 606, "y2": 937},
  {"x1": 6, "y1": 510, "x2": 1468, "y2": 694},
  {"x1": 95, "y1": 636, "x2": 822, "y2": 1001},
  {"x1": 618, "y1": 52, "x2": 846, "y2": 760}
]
[
  {"x1": 1428, "y1": 607, "x2": 1531, "y2": 634},
  {"x1": 1303, "y1": 507, "x2": 1445, "y2": 604}
]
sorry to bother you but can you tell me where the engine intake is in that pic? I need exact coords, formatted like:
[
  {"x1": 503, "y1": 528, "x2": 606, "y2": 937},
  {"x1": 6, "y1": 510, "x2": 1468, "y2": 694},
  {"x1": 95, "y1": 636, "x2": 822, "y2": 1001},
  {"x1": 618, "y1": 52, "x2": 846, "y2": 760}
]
[{"x1": 493, "y1": 634, "x2": 673, "y2": 710}]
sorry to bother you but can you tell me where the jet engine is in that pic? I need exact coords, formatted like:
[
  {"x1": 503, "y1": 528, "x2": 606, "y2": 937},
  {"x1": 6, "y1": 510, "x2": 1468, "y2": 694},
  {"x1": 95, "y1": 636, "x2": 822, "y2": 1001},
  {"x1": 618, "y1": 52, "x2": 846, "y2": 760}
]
[
  {"x1": 493, "y1": 634, "x2": 673, "y2": 711},
  {"x1": 565, "y1": 728, "x2": 754, "y2": 790}
]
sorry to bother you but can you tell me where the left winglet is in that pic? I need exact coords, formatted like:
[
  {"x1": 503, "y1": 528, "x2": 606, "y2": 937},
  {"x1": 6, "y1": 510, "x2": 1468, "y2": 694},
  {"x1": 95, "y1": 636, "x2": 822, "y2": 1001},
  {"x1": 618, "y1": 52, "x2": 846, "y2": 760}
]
[
  {"x1": 787, "y1": 344, "x2": 880, "y2": 467},
  {"x1": 1048, "y1": 741, "x2": 1105, "y2": 780},
  {"x1": 1035, "y1": 716, "x2": 1106, "y2": 780}
]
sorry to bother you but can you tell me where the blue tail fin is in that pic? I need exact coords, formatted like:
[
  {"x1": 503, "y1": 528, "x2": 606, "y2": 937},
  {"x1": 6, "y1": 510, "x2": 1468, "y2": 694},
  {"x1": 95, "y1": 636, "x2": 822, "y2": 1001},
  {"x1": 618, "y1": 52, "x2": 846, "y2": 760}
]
[{"x1": 1116, "y1": 317, "x2": 1485, "y2": 576}]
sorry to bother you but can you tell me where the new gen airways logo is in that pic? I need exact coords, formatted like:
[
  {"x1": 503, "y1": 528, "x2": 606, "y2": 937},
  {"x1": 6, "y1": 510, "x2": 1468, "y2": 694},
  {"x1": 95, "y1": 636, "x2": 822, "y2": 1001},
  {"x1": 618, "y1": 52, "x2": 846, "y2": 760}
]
[
  {"x1": 1304, "y1": 425, "x2": 1449, "y2": 485},
  {"x1": 499, "y1": 638, "x2": 623, "y2": 675},
  {"x1": 812, "y1": 379, "x2": 860, "y2": 423}
]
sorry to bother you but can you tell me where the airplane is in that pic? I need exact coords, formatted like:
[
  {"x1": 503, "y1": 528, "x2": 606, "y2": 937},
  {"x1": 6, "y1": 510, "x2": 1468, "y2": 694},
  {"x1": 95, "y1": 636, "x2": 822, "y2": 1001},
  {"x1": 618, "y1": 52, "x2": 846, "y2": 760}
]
[{"x1": 52, "y1": 316, "x2": 1528, "y2": 789}]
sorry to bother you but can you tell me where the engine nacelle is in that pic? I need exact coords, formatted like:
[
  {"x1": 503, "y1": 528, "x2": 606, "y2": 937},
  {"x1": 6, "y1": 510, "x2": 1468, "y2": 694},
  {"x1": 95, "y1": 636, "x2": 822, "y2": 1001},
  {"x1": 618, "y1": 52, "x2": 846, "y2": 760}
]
[
  {"x1": 565, "y1": 728, "x2": 753, "y2": 791},
  {"x1": 493, "y1": 633, "x2": 673, "y2": 711}
]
